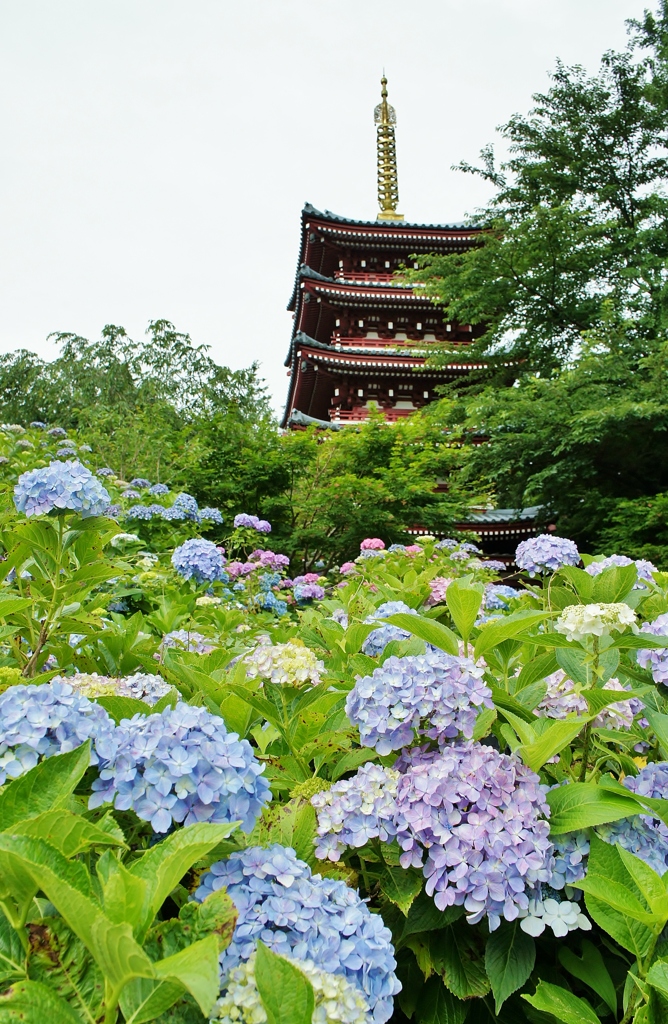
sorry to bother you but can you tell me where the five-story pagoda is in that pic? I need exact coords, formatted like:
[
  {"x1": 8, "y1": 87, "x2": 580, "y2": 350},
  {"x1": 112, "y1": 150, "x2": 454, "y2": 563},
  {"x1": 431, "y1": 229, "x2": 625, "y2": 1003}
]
[{"x1": 282, "y1": 78, "x2": 484, "y2": 428}]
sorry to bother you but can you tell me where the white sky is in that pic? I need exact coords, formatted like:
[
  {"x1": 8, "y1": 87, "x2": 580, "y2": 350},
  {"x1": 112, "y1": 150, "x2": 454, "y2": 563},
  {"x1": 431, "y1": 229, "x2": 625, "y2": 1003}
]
[{"x1": 0, "y1": 0, "x2": 652, "y2": 413}]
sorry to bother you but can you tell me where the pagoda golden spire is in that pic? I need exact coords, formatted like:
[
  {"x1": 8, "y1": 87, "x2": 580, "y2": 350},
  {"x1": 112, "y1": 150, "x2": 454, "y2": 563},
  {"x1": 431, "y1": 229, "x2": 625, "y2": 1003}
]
[{"x1": 374, "y1": 75, "x2": 403, "y2": 221}]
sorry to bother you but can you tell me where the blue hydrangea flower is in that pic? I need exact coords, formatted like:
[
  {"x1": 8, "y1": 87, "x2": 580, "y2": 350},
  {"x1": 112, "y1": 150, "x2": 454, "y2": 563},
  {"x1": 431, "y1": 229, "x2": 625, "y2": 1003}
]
[
  {"x1": 0, "y1": 680, "x2": 118, "y2": 784},
  {"x1": 96, "y1": 467, "x2": 116, "y2": 477},
  {"x1": 89, "y1": 702, "x2": 270, "y2": 833},
  {"x1": 56, "y1": 447, "x2": 78, "y2": 458},
  {"x1": 585, "y1": 554, "x2": 657, "y2": 588},
  {"x1": 387, "y1": 544, "x2": 407, "y2": 553},
  {"x1": 103, "y1": 504, "x2": 122, "y2": 518},
  {"x1": 171, "y1": 493, "x2": 200, "y2": 522},
  {"x1": 193, "y1": 844, "x2": 401, "y2": 1022},
  {"x1": 125, "y1": 505, "x2": 154, "y2": 521},
  {"x1": 483, "y1": 584, "x2": 518, "y2": 611},
  {"x1": 130, "y1": 478, "x2": 151, "y2": 489},
  {"x1": 549, "y1": 833, "x2": 591, "y2": 889},
  {"x1": 14, "y1": 460, "x2": 111, "y2": 518},
  {"x1": 78, "y1": 444, "x2": 92, "y2": 453},
  {"x1": 159, "y1": 630, "x2": 215, "y2": 655},
  {"x1": 435, "y1": 538, "x2": 458, "y2": 550},
  {"x1": 393, "y1": 743, "x2": 553, "y2": 931},
  {"x1": 313, "y1": 764, "x2": 400, "y2": 860},
  {"x1": 515, "y1": 534, "x2": 580, "y2": 575},
  {"x1": 30, "y1": 421, "x2": 47, "y2": 429},
  {"x1": 122, "y1": 489, "x2": 141, "y2": 501},
  {"x1": 149, "y1": 482, "x2": 170, "y2": 496},
  {"x1": 200, "y1": 507, "x2": 224, "y2": 524},
  {"x1": 346, "y1": 652, "x2": 493, "y2": 755},
  {"x1": 362, "y1": 600, "x2": 418, "y2": 657},
  {"x1": 172, "y1": 539, "x2": 227, "y2": 584},
  {"x1": 47, "y1": 427, "x2": 68, "y2": 438},
  {"x1": 637, "y1": 613, "x2": 668, "y2": 683}
]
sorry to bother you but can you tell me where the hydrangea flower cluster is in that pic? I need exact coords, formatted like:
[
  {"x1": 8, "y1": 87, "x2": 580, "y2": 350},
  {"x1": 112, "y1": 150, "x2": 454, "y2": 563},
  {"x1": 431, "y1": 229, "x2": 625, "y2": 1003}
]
[
  {"x1": 393, "y1": 744, "x2": 554, "y2": 930},
  {"x1": 346, "y1": 652, "x2": 493, "y2": 755},
  {"x1": 56, "y1": 447, "x2": 79, "y2": 459},
  {"x1": 360, "y1": 538, "x2": 385, "y2": 551},
  {"x1": 57, "y1": 671, "x2": 170, "y2": 705},
  {"x1": 293, "y1": 573, "x2": 326, "y2": 602},
  {"x1": 122, "y1": 489, "x2": 141, "y2": 501},
  {"x1": 48, "y1": 427, "x2": 68, "y2": 438},
  {"x1": 172, "y1": 492, "x2": 200, "y2": 520},
  {"x1": 200, "y1": 507, "x2": 224, "y2": 524},
  {"x1": 194, "y1": 845, "x2": 400, "y2": 1022},
  {"x1": 159, "y1": 629, "x2": 215, "y2": 655},
  {"x1": 435, "y1": 538, "x2": 458, "y2": 550},
  {"x1": 214, "y1": 952, "x2": 372, "y2": 1024},
  {"x1": 0, "y1": 680, "x2": 117, "y2": 784},
  {"x1": 234, "y1": 513, "x2": 271, "y2": 532},
  {"x1": 555, "y1": 602, "x2": 636, "y2": 642},
  {"x1": 149, "y1": 482, "x2": 169, "y2": 495},
  {"x1": 89, "y1": 702, "x2": 270, "y2": 833},
  {"x1": 171, "y1": 538, "x2": 228, "y2": 584},
  {"x1": 125, "y1": 505, "x2": 153, "y2": 521},
  {"x1": 484, "y1": 584, "x2": 518, "y2": 611},
  {"x1": 14, "y1": 460, "x2": 111, "y2": 518},
  {"x1": 30, "y1": 421, "x2": 47, "y2": 429},
  {"x1": 362, "y1": 601, "x2": 418, "y2": 657},
  {"x1": 245, "y1": 640, "x2": 324, "y2": 686},
  {"x1": 425, "y1": 577, "x2": 452, "y2": 608},
  {"x1": 520, "y1": 895, "x2": 591, "y2": 938},
  {"x1": 313, "y1": 764, "x2": 399, "y2": 861},
  {"x1": 96, "y1": 467, "x2": 116, "y2": 477},
  {"x1": 637, "y1": 612, "x2": 668, "y2": 683},
  {"x1": 130, "y1": 477, "x2": 151, "y2": 489},
  {"x1": 585, "y1": 554, "x2": 657, "y2": 586},
  {"x1": 515, "y1": 534, "x2": 580, "y2": 575},
  {"x1": 549, "y1": 832, "x2": 591, "y2": 890},
  {"x1": 249, "y1": 549, "x2": 290, "y2": 570},
  {"x1": 536, "y1": 672, "x2": 642, "y2": 729}
]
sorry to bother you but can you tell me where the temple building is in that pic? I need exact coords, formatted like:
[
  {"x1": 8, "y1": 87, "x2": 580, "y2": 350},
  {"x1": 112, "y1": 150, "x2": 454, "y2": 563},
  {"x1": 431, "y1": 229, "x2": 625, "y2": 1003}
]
[{"x1": 280, "y1": 77, "x2": 540, "y2": 562}]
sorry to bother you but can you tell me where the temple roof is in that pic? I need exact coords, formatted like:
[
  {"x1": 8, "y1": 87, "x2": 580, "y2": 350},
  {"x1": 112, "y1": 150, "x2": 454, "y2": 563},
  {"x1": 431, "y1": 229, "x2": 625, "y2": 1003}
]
[
  {"x1": 457, "y1": 506, "x2": 542, "y2": 524},
  {"x1": 302, "y1": 202, "x2": 470, "y2": 231}
]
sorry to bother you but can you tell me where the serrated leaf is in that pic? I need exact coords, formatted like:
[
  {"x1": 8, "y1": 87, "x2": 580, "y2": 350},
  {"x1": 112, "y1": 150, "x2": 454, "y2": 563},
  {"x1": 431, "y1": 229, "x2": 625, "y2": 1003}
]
[
  {"x1": 0, "y1": 911, "x2": 25, "y2": 986},
  {"x1": 0, "y1": 743, "x2": 91, "y2": 832},
  {"x1": 151, "y1": 934, "x2": 220, "y2": 1015},
  {"x1": 430, "y1": 923, "x2": 490, "y2": 999},
  {"x1": 382, "y1": 614, "x2": 459, "y2": 655},
  {"x1": 255, "y1": 941, "x2": 314, "y2": 1024},
  {"x1": 12, "y1": 810, "x2": 126, "y2": 857},
  {"x1": 398, "y1": 894, "x2": 464, "y2": 945},
  {"x1": 95, "y1": 695, "x2": 150, "y2": 723},
  {"x1": 485, "y1": 920, "x2": 535, "y2": 1013},
  {"x1": 445, "y1": 580, "x2": 483, "y2": 642},
  {"x1": 474, "y1": 610, "x2": 549, "y2": 659},
  {"x1": 591, "y1": 563, "x2": 638, "y2": 603},
  {"x1": 379, "y1": 866, "x2": 423, "y2": 915},
  {"x1": 522, "y1": 980, "x2": 600, "y2": 1024},
  {"x1": 518, "y1": 717, "x2": 591, "y2": 772},
  {"x1": 0, "y1": 979, "x2": 82, "y2": 1024},
  {"x1": 415, "y1": 977, "x2": 467, "y2": 1024},
  {"x1": 547, "y1": 782, "x2": 643, "y2": 834}
]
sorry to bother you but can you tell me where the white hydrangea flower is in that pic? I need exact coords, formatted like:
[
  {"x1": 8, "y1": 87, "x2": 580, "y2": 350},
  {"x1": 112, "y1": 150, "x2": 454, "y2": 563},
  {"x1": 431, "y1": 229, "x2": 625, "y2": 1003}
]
[
  {"x1": 245, "y1": 640, "x2": 324, "y2": 687},
  {"x1": 196, "y1": 594, "x2": 222, "y2": 606},
  {"x1": 213, "y1": 952, "x2": 372, "y2": 1024},
  {"x1": 110, "y1": 533, "x2": 141, "y2": 547},
  {"x1": 520, "y1": 897, "x2": 592, "y2": 938},
  {"x1": 555, "y1": 603, "x2": 636, "y2": 642}
]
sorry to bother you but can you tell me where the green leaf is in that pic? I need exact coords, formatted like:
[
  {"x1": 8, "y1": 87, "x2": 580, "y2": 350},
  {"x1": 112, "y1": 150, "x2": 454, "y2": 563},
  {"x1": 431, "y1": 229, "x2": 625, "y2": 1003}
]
[
  {"x1": 514, "y1": 652, "x2": 559, "y2": 692},
  {"x1": 95, "y1": 695, "x2": 151, "y2": 723},
  {"x1": 583, "y1": 893, "x2": 654, "y2": 959},
  {"x1": 0, "y1": 911, "x2": 25, "y2": 987},
  {"x1": 558, "y1": 941, "x2": 617, "y2": 1016},
  {"x1": 118, "y1": 979, "x2": 183, "y2": 1024},
  {"x1": 485, "y1": 920, "x2": 535, "y2": 1013},
  {"x1": 0, "y1": 595, "x2": 33, "y2": 619},
  {"x1": 382, "y1": 614, "x2": 459, "y2": 655},
  {"x1": 398, "y1": 894, "x2": 464, "y2": 945},
  {"x1": 415, "y1": 977, "x2": 467, "y2": 1024},
  {"x1": 646, "y1": 960, "x2": 668, "y2": 1001},
  {"x1": 518, "y1": 717, "x2": 590, "y2": 772},
  {"x1": 492, "y1": 688, "x2": 540, "y2": 727},
  {"x1": 472, "y1": 706, "x2": 497, "y2": 740},
  {"x1": 151, "y1": 934, "x2": 220, "y2": 1016},
  {"x1": 0, "y1": 742, "x2": 91, "y2": 832},
  {"x1": 379, "y1": 866, "x2": 423, "y2": 916},
  {"x1": 0, "y1": 980, "x2": 82, "y2": 1024},
  {"x1": 12, "y1": 809, "x2": 126, "y2": 857},
  {"x1": 474, "y1": 610, "x2": 549, "y2": 659},
  {"x1": 616, "y1": 846, "x2": 668, "y2": 921},
  {"x1": 591, "y1": 563, "x2": 638, "y2": 603},
  {"x1": 547, "y1": 781, "x2": 643, "y2": 834},
  {"x1": 445, "y1": 580, "x2": 483, "y2": 642},
  {"x1": 555, "y1": 566, "x2": 594, "y2": 602},
  {"x1": 643, "y1": 709, "x2": 668, "y2": 758},
  {"x1": 343, "y1": 623, "x2": 376, "y2": 654},
  {"x1": 254, "y1": 941, "x2": 315, "y2": 1024},
  {"x1": 97, "y1": 851, "x2": 151, "y2": 934},
  {"x1": 429, "y1": 923, "x2": 490, "y2": 999},
  {"x1": 128, "y1": 822, "x2": 239, "y2": 941},
  {"x1": 522, "y1": 980, "x2": 601, "y2": 1024},
  {"x1": 248, "y1": 799, "x2": 317, "y2": 867}
]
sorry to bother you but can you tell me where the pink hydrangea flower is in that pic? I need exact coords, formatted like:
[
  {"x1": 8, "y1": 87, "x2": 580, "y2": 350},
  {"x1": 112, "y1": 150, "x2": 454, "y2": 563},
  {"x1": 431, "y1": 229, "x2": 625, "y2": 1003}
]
[
  {"x1": 340, "y1": 561, "x2": 357, "y2": 575},
  {"x1": 404, "y1": 545, "x2": 423, "y2": 556},
  {"x1": 426, "y1": 576, "x2": 453, "y2": 607},
  {"x1": 360, "y1": 538, "x2": 385, "y2": 551}
]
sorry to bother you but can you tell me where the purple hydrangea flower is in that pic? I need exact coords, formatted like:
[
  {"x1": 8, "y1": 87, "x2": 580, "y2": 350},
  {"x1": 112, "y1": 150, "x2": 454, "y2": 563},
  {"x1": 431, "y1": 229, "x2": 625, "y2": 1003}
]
[
  {"x1": 193, "y1": 845, "x2": 401, "y2": 1022},
  {"x1": 89, "y1": 702, "x2": 270, "y2": 834},
  {"x1": 362, "y1": 600, "x2": 418, "y2": 657},
  {"x1": 14, "y1": 460, "x2": 111, "y2": 518},
  {"x1": 549, "y1": 832, "x2": 591, "y2": 889},
  {"x1": 171, "y1": 539, "x2": 227, "y2": 584},
  {"x1": 585, "y1": 554, "x2": 657, "y2": 588},
  {"x1": 346, "y1": 652, "x2": 493, "y2": 755},
  {"x1": 515, "y1": 534, "x2": 580, "y2": 575},
  {"x1": 248, "y1": 549, "x2": 290, "y2": 570},
  {"x1": 0, "y1": 680, "x2": 117, "y2": 784},
  {"x1": 56, "y1": 447, "x2": 78, "y2": 458},
  {"x1": 637, "y1": 613, "x2": 668, "y2": 683},
  {"x1": 30, "y1": 421, "x2": 47, "y2": 429},
  {"x1": 234, "y1": 513, "x2": 272, "y2": 533},
  {"x1": 103, "y1": 504, "x2": 122, "y2": 518},
  {"x1": 121, "y1": 489, "x2": 141, "y2": 501},
  {"x1": 159, "y1": 630, "x2": 215, "y2": 655},
  {"x1": 293, "y1": 574, "x2": 325, "y2": 602},
  {"x1": 393, "y1": 743, "x2": 553, "y2": 930}
]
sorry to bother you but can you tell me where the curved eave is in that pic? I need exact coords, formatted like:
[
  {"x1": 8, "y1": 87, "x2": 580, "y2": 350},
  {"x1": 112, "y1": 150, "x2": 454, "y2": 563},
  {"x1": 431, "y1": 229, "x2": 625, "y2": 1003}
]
[{"x1": 297, "y1": 345, "x2": 484, "y2": 375}]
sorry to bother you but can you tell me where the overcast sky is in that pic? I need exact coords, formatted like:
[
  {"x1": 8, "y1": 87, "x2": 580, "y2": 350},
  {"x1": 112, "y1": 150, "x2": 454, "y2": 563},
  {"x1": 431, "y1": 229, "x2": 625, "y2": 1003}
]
[{"x1": 0, "y1": 0, "x2": 653, "y2": 412}]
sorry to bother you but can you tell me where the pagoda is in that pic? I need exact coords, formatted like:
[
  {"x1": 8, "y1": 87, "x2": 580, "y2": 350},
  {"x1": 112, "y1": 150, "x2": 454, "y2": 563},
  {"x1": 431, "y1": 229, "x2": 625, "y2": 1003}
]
[{"x1": 282, "y1": 77, "x2": 484, "y2": 428}]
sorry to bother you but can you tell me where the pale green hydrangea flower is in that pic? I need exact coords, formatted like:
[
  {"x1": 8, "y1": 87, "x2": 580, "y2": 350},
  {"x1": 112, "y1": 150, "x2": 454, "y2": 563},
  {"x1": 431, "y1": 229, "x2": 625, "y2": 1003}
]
[
  {"x1": 245, "y1": 640, "x2": 324, "y2": 686},
  {"x1": 555, "y1": 602, "x2": 636, "y2": 642}
]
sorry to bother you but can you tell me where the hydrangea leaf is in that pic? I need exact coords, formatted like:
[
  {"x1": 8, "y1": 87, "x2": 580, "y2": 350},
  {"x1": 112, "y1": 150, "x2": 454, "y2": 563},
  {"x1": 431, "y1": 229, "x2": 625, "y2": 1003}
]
[
  {"x1": 485, "y1": 920, "x2": 535, "y2": 1013},
  {"x1": 0, "y1": 910, "x2": 26, "y2": 988},
  {"x1": 0, "y1": 979, "x2": 82, "y2": 1024},
  {"x1": 591, "y1": 563, "x2": 638, "y2": 603},
  {"x1": 11, "y1": 810, "x2": 126, "y2": 858},
  {"x1": 547, "y1": 782, "x2": 643, "y2": 834},
  {"x1": 558, "y1": 941, "x2": 617, "y2": 1016},
  {"x1": 518, "y1": 717, "x2": 593, "y2": 772},
  {"x1": 514, "y1": 651, "x2": 559, "y2": 692},
  {"x1": 379, "y1": 866, "x2": 423, "y2": 916},
  {"x1": 575, "y1": 836, "x2": 661, "y2": 929},
  {"x1": 522, "y1": 980, "x2": 600, "y2": 1024},
  {"x1": 398, "y1": 894, "x2": 465, "y2": 945},
  {"x1": 474, "y1": 610, "x2": 550, "y2": 659},
  {"x1": 150, "y1": 934, "x2": 220, "y2": 1015},
  {"x1": 254, "y1": 941, "x2": 315, "y2": 1024},
  {"x1": 555, "y1": 566, "x2": 595, "y2": 602},
  {"x1": 429, "y1": 923, "x2": 490, "y2": 999},
  {"x1": 415, "y1": 976, "x2": 467, "y2": 1024},
  {"x1": 94, "y1": 696, "x2": 150, "y2": 724},
  {"x1": 118, "y1": 977, "x2": 183, "y2": 1024},
  {"x1": 343, "y1": 622, "x2": 377, "y2": 654},
  {"x1": 381, "y1": 614, "x2": 459, "y2": 655},
  {"x1": 641, "y1": 709, "x2": 668, "y2": 759},
  {"x1": 446, "y1": 581, "x2": 484, "y2": 643},
  {"x1": 0, "y1": 742, "x2": 91, "y2": 832}
]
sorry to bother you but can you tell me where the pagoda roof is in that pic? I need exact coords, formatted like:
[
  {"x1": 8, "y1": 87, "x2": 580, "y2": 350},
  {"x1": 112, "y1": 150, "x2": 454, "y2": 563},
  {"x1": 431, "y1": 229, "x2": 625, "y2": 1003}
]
[
  {"x1": 289, "y1": 337, "x2": 484, "y2": 377},
  {"x1": 458, "y1": 506, "x2": 542, "y2": 525},
  {"x1": 302, "y1": 202, "x2": 471, "y2": 231},
  {"x1": 284, "y1": 332, "x2": 440, "y2": 367},
  {"x1": 286, "y1": 409, "x2": 344, "y2": 430}
]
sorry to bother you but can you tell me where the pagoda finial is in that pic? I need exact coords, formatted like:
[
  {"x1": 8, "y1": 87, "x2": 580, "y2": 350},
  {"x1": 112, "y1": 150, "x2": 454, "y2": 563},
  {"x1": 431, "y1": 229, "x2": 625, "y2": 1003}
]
[{"x1": 374, "y1": 75, "x2": 404, "y2": 221}]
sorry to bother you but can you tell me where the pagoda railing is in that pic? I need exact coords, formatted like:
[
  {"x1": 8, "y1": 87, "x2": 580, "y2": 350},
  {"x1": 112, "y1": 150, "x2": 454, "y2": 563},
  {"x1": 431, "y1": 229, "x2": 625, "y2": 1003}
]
[
  {"x1": 333, "y1": 271, "x2": 395, "y2": 284},
  {"x1": 333, "y1": 336, "x2": 426, "y2": 350},
  {"x1": 330, "y1": 406, "x2": 416, "y2": 423}
]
